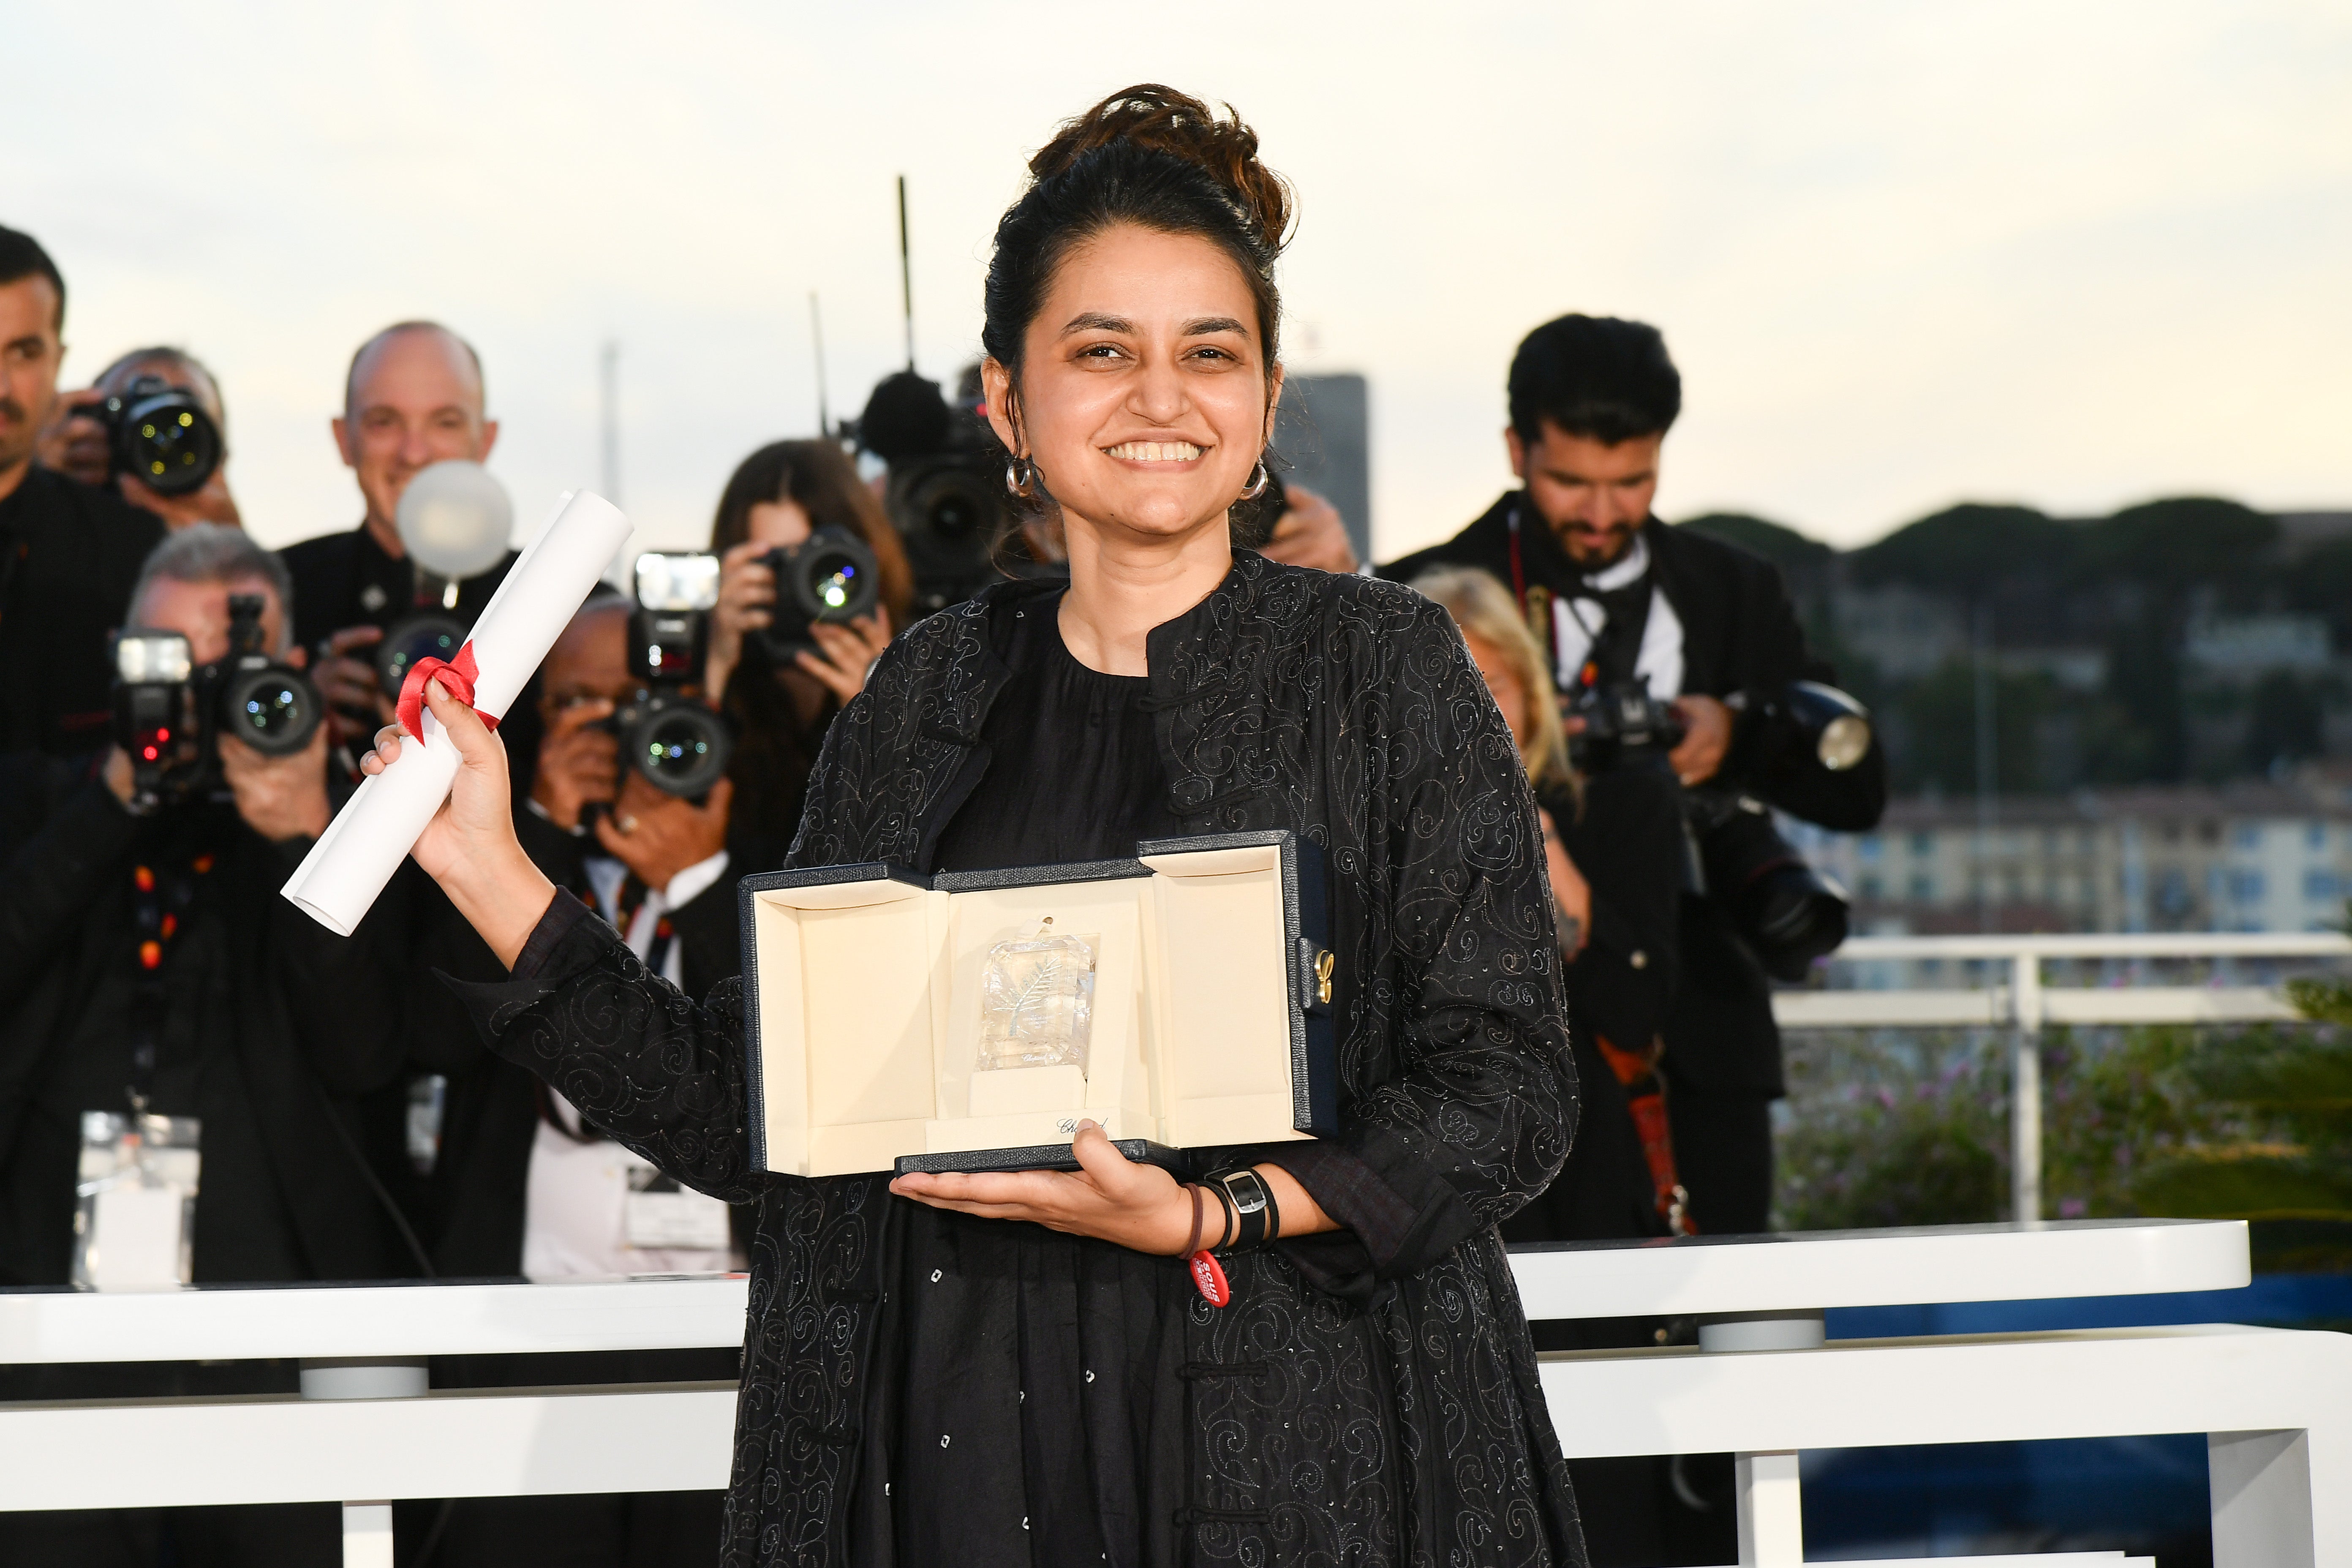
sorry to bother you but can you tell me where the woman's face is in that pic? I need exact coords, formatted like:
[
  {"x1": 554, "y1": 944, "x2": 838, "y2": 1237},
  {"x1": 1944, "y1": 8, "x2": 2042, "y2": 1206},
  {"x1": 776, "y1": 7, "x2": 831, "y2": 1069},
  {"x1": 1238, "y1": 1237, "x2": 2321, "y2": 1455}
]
[
  {"x1": 985, "y1": 223, "x2": 1279, "y2": 544},
  {"x1": 743, "y1": 497, "x2": 813, "y2": 549},
  {"x1": 1462, "y1": 630, "x2": 1533, "y2": 752}
]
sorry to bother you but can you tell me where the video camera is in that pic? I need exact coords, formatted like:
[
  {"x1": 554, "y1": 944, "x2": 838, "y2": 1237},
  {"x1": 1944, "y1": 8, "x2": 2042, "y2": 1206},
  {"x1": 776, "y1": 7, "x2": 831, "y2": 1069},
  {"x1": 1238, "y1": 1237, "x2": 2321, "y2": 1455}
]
[
  {"x1": 83, "y1": 376, "x2": 224, "y2": 497},
  {"x1": 853, "y1": 370, "x2": 1009, "y2": 614},
  {"x1": 613, "y1": 554, "x2": 733, "y2": 798},
  {"x1": 1568, "y1": 676, "x2": 1871, "y2": 981},
  {"x1": 112, "y1": 595, "x2": 323, "y2": 811}
]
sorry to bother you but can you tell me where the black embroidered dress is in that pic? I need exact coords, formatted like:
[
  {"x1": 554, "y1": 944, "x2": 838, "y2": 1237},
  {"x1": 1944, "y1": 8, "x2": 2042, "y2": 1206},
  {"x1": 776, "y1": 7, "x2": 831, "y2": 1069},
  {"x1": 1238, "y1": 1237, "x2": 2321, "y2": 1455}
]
[{"x1": 454, "y1": 554, "x2": 1587, "y2": 1567}]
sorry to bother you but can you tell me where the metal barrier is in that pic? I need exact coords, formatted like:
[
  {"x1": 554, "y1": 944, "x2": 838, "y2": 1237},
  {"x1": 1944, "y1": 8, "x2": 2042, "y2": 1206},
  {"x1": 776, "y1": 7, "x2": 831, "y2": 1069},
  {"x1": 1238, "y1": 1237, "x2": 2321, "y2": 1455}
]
[
  {"x1": 1775, "y1": 932, "x2": 2352, "y2": 1225},
  {"x1": 4, "y1": 1221, "x2": 2343, "y2": 1567}
]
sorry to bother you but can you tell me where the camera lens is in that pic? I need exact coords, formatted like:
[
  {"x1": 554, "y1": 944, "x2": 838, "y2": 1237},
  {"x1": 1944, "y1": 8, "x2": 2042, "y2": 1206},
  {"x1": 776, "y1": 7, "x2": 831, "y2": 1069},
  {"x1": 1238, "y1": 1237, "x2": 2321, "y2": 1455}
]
[
  {"x1": 377, "y1": 615, "x2": 468, "y2": 700},
  {"x1": 222, "y1": 667, "x2": 323, "y2": 757},
  {"x1": 786, "y1": 530, "x2": 882, "y2": 623},
  {"x1": 629, "y1": 702, "x2": 732, "y2": 798},
  {"x1": 117, "y1": 387, "x2": 224, "y2": 498}
]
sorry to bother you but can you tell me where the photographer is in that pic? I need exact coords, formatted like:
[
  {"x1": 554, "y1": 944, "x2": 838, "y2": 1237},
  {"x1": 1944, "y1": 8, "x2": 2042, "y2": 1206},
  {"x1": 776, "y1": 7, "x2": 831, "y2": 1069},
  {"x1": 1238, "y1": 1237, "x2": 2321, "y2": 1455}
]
[
  {"x1": 1384, "y1": 314, "x2": 1885, "y2": 1236},
  {"x1": 39, "y1": 345, "x2": 243, "y2": 529},
  {"x1": 280, "y1": 320, "x2": 516, "y2": 755},
  {"x1": 0, "y1": 225, "x2": 167, "y2": 757},
  {"x1": 702, "y1": 438, "x2": 912, "y2": 874},
  {"x1": 0, "y1": 526, "x2": 416, "y2": 1562}
]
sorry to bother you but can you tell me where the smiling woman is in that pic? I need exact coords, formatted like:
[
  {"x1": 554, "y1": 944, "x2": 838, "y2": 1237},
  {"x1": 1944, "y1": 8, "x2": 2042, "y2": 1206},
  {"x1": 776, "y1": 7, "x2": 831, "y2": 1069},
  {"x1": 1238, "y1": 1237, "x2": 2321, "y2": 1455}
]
[{"x1": 365, "y1": 84, "x2": 1584, "y2": 1568}]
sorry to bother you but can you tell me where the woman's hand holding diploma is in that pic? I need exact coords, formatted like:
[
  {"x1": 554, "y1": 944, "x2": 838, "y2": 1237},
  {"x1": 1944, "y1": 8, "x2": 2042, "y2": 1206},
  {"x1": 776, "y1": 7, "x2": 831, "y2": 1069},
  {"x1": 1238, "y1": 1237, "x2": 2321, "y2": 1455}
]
[{"x1": 362, "y1": 679, "x2": 556, "y2": 971}]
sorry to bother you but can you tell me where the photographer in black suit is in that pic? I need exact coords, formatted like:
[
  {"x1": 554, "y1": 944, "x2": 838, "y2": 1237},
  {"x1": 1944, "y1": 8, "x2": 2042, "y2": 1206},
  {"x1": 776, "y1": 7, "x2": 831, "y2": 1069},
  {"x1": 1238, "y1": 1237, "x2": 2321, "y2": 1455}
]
[
  {"x1": 0, "y1": 225, "x2": 167, "y2": 758},
  {"x1": 1385, "y1": 314, "x2": 1884, "y2": 1236},
  {"x1": 0, "y1": 525, "x2": 422, "y2": 1565}
]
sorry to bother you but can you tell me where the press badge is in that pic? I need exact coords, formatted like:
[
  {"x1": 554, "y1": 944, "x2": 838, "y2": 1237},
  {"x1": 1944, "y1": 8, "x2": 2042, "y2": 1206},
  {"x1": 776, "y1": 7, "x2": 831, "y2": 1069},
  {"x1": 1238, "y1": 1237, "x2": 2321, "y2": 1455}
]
[
  {"x1": 623, "y1": 1167, "x2": 730, "y2": 1252},
  {"x1": 73, "y1": 1111, "x2": 200, "y2": 1290}
]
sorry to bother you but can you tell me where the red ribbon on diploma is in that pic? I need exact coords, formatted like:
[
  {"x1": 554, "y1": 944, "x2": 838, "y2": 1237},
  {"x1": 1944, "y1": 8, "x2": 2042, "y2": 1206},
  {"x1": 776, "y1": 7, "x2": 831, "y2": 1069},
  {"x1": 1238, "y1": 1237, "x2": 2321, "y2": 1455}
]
[{"x1": 396, "y1": 642, "x2": 501, "y2": 741}]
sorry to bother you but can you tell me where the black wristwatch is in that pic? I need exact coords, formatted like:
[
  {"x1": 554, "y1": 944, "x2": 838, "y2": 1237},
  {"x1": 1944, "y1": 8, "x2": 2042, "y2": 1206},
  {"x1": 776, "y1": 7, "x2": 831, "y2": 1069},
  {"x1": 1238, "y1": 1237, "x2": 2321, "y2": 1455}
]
[{"x1": 1207, "y1": 1166, "x2": 1281, "y2": 1252}]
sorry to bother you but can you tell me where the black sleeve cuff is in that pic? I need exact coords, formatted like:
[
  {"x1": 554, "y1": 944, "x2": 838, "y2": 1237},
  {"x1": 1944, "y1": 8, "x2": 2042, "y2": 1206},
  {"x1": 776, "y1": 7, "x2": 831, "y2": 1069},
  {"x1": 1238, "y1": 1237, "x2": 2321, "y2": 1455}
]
[
  {"x1": 1261, "y1": 1122, "x2": 1484, "y2": 1296},
  {"x1": 434, "y1": 888, "x2": 619, "y2": 1052},
  {"x1": 512, "y1": 887, "x2": 598, "y2": 980}
]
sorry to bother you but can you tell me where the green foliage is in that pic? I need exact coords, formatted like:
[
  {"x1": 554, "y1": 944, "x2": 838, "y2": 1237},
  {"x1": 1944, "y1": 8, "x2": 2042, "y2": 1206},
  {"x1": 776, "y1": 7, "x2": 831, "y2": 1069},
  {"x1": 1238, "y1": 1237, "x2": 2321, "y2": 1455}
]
[
  {"x1": 2078, "y1": 497, "x2": 2278, "y2": 594},
  {"x1": 2040, "y1": 1026, "x2": 2238, "y2": 1220},
  {"x1": 1848, "y1": 504, "x2": 2072, "y2": 594},
  {"x1": 1677, "y1": 513, "x2": 1835, "y2": 572},
  {"x1": 1776, "y1": 1020, "x2": 2352, "y2": 1270},
  {"x1": 1889, "y1": 661, "x2": 2058, "y2": 794},
  {"x1": 1775, "y1": 1032, "x2": 2007, "y2": 1232}
]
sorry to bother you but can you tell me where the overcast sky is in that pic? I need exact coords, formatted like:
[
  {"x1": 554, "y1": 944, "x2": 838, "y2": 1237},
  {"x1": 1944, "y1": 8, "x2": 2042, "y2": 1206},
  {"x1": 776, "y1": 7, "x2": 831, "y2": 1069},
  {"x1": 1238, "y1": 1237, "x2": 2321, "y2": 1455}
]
[{"x1": 11, "y1": 1, "x2": 2349, "y2": 559}]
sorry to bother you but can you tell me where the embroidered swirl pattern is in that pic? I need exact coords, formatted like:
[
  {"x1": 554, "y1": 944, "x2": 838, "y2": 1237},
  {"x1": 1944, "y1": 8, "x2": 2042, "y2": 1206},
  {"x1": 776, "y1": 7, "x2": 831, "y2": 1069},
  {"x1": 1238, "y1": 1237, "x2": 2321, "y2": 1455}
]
[{"x1": 468, "y1": 555, "x2": 1586, "y2": 1566}]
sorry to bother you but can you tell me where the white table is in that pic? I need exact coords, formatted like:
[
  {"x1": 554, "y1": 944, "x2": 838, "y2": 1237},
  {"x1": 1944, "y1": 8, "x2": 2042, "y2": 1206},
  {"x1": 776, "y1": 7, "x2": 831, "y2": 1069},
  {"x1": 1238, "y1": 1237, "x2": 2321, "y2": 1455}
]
[{"x1": 2, "y1": 1221, "x2": 2338, "y2": 1568}]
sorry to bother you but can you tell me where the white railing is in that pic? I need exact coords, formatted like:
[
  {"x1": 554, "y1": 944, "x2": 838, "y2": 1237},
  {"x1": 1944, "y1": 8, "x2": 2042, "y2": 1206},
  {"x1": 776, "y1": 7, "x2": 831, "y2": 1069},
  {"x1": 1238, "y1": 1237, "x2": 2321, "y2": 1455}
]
[
  {"x1": 1776, "y1": 931, "x2": 2352, "y2": 1228},
  {"x1": 6, "y1": 1222, "x2": 2347, "y2": 1568}
]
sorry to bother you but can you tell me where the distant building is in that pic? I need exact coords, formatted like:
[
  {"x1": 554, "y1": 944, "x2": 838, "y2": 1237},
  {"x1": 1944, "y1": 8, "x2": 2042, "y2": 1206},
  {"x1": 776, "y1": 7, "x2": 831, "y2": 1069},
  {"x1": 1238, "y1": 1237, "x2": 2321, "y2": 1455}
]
[{"x1": 1788, "y1": 777, "x2": 2352, "y2": 935}]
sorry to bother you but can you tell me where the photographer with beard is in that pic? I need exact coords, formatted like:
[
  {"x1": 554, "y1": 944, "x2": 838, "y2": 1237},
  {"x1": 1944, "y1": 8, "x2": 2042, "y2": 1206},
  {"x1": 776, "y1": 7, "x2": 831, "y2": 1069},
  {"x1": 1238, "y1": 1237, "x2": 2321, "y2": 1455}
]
[
  {"x1": 1384, "y1": 313, "x2": 1885, "y2": 1238},
  {"x1": 0, "y1": 225, "x2": 167, "y2": 758},
  {"x1": 0, "y1": 525, "x2": 418, "y2": 1565}
]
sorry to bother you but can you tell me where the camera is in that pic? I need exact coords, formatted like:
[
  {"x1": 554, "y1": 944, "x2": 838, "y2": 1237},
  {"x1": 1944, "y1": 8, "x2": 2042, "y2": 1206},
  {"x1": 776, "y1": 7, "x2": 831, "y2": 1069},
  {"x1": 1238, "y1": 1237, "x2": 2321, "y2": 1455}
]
[
  {"x1": 1565, "y1": 679, "x2": 1688, "y2": 774},
  {"x1": 613, "y1": 554, "x2": 733, "y2": 798},
  {"x1": 112, "y1": 594, "x2": 323, "y2": 810},
  {"x1": 1684, "y1": 787, "x2": 1851, "y2": 982},
  {"x1": 749, "y1": 528, "x2": 881, "y2": 665},
  {"x1": 1569, "y1": 675, "x2": 1873, "y2": 979},
  {"x1": 375, "y1": 605, "x2": 467, "y2": 702},
  {"x1": 856, "y1": 370, "x2": 1009, "y2": 613},
  {"x1": 371, "y1": 461, "x2": 515, "y2": 702},
  {"x1": 83, "y1": 375, "x2": 224, "y2": 497}
]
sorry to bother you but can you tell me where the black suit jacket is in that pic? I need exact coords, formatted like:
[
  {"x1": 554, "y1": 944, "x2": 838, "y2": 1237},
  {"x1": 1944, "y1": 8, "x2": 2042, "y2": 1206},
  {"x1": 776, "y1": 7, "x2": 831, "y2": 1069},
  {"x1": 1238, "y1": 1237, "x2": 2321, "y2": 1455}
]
[
  {"x1": 1385, "y1": 493, "x2": 1886, "y2": 1096},
  {"x1": 0, "y1": 468, "x2": 165, "y2": 757},
  {"x1": 0, "y1": 758, "x2": 416, "y2": 1284}
]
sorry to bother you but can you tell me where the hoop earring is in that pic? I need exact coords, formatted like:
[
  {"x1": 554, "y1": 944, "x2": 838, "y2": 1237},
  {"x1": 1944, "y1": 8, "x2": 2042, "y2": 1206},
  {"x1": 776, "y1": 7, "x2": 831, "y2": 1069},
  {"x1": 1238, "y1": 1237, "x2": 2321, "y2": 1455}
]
[
  {"x1": 1240, "y1": 460, "x2": 1270, "y2": 501},
  {"x1": 1004, "y1": 455, "x2": 1036, "y2": 498}
]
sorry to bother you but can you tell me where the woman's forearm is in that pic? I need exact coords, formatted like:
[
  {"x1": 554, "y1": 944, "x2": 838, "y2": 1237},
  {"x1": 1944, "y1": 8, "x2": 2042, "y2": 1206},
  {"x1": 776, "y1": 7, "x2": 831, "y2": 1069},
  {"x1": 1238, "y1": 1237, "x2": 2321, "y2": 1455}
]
[
  {"x1": 438, "y1": 838, "x2": 561, "y2": 970},
  {"x1": 1252, "y1": 1162, "x2": 1334, "y2": 1241}
]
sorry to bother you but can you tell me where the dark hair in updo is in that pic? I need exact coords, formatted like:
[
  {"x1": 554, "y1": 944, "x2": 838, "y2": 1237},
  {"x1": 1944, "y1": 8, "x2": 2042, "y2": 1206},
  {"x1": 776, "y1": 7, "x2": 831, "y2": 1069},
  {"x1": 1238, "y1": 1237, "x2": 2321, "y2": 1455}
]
[{"x1": 982, "y1": 84, "x2": 1293, "y2": 387}]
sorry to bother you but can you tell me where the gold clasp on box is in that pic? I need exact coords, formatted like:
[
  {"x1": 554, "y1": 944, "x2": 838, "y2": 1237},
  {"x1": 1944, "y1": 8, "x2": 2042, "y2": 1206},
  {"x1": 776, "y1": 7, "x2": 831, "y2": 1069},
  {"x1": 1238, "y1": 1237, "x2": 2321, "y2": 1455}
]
[{"x1": 1315, "y1": 949, "x2": 1335, "y2": 1005}]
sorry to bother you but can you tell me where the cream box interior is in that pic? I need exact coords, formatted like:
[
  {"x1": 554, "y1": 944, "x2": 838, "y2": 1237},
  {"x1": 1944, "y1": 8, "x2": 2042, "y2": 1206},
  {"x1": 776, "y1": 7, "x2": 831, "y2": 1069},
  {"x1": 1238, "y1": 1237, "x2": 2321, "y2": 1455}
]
[{"x1": 738, "y1": 830, "x2": 1335, "y2": 1178}]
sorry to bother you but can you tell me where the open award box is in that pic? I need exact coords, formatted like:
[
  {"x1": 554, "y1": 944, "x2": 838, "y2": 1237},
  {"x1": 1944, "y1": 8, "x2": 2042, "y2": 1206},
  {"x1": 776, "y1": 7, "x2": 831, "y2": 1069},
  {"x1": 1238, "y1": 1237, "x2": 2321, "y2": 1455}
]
[{"x1": 737, "y1": 830, "x2": 1337, "y2": 1177}]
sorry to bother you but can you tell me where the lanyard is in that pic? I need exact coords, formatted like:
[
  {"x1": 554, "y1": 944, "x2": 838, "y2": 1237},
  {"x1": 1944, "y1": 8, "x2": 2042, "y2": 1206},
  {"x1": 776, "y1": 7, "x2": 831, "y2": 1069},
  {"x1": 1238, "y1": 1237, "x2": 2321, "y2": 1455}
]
[
  {"x1": 128, "y1": 850, "x2": 213, "y2": 1113},
  {"x1": 1507, "y1": 509, "x2": 1595, "y2": 693}
]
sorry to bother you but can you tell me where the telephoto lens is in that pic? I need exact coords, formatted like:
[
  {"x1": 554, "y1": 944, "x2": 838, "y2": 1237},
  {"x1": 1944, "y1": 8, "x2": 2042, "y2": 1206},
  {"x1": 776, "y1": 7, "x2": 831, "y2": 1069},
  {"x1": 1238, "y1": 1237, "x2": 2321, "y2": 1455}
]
[
  {"x1": 93, "y1": 375, "x2": 224, "y2": 496},
  {"x1": 753, "y1": 527, "x2": 882, "y2": 663},
  {"x1": 216, "y1": 594, "x2": 322, "y2": 758},
  {"x1": 220, "y1": 664, "x2": 324, "y2": 756},
  {"x1": 1689, "y1": 790, "x2": 1851, "y2": 982},
  {"x1": 618, "y1": 697, "x2": 732, "y2": 798}
]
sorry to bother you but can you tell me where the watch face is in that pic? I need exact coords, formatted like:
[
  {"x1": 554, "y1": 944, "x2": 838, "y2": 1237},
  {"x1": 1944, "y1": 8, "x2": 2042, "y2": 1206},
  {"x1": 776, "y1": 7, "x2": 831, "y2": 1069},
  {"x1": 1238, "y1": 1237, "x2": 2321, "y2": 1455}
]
[{"x1": 1224, "y1": 1171, "x2": 1268, "y2": 1213}]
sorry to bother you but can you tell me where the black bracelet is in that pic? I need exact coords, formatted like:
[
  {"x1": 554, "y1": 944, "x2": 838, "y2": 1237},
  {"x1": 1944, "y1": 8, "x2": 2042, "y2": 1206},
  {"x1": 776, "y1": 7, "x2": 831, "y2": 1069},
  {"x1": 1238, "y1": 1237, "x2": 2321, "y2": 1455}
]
[{"x1": 1208, "y1": 1166, "x2": 1279, "y2": 1252}]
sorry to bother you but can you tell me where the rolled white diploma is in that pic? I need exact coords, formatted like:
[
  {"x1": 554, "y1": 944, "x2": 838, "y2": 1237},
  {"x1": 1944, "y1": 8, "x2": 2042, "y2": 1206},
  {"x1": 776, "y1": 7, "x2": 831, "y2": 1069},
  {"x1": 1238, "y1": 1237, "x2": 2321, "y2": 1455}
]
[{"x1": 281, "y1": 489, "x2": 634, "y2": 935}]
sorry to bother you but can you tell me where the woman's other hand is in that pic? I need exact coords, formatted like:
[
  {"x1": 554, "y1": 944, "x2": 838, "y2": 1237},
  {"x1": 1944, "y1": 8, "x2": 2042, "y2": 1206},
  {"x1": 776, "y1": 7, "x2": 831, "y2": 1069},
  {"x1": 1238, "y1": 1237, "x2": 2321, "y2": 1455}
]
[
  {"x1": 1540, "y1": 806, "x2": 1592, "y2": 957},
  {"x1": 890, "y1": 1122, "x2": 1194, "y2": 1254},
  {"x1": 703, "y1": 539, "x2": 779, "y2": 700},
  {"x1": 360, "y1": 679, "x2": 553, "y2": 967},
  {"x1": 794, "y1": 610, "x2": 892, "y2": 707}
]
